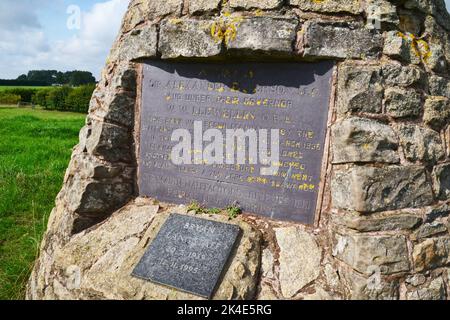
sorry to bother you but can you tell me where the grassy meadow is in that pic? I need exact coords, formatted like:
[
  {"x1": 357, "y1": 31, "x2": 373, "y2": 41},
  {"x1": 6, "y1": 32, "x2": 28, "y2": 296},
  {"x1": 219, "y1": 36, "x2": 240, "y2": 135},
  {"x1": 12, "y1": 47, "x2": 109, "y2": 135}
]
[{"x1": 0, "y1": 106, "x2": 85, "y2": 299}]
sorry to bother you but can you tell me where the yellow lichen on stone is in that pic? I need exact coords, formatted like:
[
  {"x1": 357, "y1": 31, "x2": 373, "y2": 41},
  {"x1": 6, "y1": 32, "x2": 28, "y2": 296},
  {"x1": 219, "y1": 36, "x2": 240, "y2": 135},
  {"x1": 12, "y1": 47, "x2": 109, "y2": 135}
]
[
  {"x1": 210, "y1": 16, "x2": 243, "y2": 45},
  {"x1": 168, "y1": 18, "x2": 183, "y2": 25},
  {"x1": 397, "y1": 31, "x2": 431, "y2": 62},
  {"x1": 210, "y1": 22, "x2": 222, "y2": 43},
  {"x1": 416, "y1": 39, "x2": 431, "y2": 62}
]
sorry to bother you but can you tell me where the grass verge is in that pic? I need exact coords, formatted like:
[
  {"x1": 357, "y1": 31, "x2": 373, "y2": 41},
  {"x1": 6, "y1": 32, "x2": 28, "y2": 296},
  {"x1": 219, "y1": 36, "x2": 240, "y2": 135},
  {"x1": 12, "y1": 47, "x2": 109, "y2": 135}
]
[{"x1": 0, "y1": 106, "x2": 84, "y2": 299}]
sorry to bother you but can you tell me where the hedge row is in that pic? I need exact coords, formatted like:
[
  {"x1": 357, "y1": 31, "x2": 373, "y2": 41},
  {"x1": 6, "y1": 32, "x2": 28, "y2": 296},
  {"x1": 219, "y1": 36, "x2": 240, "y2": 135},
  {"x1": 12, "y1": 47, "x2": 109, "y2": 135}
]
[
  {"x1": 0, "y1": 85, "x2": 96, "y2": 113},
  {"x1": 0, "y1": 79, "x2": 49, "y2": 86},
  {"x1": 33, "y1": 85, "x2": 96, "y2": 113},
  {"x1": 0, "y1": 93, "x2": 21, "y2": 105},
  {"x1": 3, "y1": 88, "x2": 39, "y2": 103}
]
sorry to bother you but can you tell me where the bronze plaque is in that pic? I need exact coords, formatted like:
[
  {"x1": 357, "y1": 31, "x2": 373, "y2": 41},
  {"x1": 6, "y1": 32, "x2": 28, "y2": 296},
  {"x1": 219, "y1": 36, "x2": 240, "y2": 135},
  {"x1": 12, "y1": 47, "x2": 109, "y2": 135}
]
[{"x1": 139, "y1": 61, "x2": 334, "y2": 224}]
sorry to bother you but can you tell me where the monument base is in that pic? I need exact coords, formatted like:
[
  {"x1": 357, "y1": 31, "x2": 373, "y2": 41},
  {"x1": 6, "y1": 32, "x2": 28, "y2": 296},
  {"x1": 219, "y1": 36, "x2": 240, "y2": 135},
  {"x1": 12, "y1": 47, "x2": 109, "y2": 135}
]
[{"x1": 27, "y1": 198, "x2": 261, "y2": 300}]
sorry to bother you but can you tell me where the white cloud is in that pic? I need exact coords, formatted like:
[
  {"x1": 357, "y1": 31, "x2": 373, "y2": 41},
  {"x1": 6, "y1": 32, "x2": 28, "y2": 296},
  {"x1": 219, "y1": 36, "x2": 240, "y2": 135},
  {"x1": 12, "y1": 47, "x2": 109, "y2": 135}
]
[
  {"x1": 0, "y1": 0, "x2": 129, "y2": 80},
  {"x1": 49, "y1": 0, "x2": 130, "y2": 78}
]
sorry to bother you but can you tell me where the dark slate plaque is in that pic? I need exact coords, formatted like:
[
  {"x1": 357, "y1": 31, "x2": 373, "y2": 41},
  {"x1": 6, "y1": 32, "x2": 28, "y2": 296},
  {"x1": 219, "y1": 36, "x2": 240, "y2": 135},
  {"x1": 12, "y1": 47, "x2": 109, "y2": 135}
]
[
  {"x1": 132, "y1": 214, "x2": 240, "y2": 298},
  {"x1": 139, "y1": 61, "x2": 334, "y2": 224}
]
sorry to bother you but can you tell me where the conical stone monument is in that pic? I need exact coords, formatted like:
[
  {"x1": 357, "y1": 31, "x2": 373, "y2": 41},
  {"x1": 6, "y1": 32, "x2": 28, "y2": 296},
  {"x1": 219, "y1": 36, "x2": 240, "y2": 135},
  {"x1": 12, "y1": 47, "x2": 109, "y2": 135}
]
[{"x1": 28, "y1": 0, "x2": 450, "y2": 300}]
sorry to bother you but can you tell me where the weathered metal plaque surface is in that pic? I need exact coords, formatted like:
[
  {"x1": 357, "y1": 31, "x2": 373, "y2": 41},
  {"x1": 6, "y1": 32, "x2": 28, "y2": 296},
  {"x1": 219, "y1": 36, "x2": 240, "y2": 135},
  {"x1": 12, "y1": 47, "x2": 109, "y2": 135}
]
[
  {"x1": 139, "y1": 61, "x2": 334, "y2": 224},
  {"x1": 132, "y1": 214, "x2": 240, "y2": 298}
]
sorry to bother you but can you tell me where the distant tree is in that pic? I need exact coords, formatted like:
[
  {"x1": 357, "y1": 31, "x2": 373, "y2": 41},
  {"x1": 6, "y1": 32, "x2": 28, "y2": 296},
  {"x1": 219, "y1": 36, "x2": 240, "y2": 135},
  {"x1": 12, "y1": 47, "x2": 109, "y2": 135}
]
[
  {"x1": 55, "y1": 72, "x2": 66, "y2": 85},
  {"x1": 27, "y1": 70, "x2": 58, "y2": 85},
  {"x1": 68, "y1": 71, "x2": 96, "y2": 86},
  {"x1": 2, "y1": 70, "x2": 96, "y2": 86}
]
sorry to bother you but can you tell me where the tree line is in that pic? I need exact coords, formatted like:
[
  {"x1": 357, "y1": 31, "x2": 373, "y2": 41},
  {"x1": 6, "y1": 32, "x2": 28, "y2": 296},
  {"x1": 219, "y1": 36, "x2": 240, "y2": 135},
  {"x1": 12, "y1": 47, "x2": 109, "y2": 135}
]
[
  {"x1": 0, "y1": 85, "x2": 96, "y2": 113},
  {"x1": 0, "y1": 70, "x2": 96, "y2": 87}
]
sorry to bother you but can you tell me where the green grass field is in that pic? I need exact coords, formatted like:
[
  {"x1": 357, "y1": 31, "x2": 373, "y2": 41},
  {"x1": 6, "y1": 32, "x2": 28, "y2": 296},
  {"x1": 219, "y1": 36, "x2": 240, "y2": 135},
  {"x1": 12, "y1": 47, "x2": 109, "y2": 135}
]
[
  {"x1": 0, "y1": 106, "x2": 85, "y2": 299},
  {"x1": 0, "y1": 86, "x2": 52, "y2": 91}
]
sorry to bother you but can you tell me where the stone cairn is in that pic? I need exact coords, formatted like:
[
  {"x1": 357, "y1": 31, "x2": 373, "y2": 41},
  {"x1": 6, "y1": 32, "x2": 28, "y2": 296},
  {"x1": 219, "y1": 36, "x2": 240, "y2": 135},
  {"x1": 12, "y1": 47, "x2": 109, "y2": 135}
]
[{"x1": 28, "y1": 0, "x2": 450, "y2": 300}]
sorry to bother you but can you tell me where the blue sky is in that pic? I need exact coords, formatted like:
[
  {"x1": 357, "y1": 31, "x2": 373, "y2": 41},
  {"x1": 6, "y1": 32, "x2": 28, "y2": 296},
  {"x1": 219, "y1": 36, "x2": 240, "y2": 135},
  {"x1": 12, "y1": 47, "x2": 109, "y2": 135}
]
[
  {"x1": 0, "y1": 0, "x2": 449, "y2": 80},
  {"x1": 0, "y1": 0, "x2": 129, "y2": 79}
]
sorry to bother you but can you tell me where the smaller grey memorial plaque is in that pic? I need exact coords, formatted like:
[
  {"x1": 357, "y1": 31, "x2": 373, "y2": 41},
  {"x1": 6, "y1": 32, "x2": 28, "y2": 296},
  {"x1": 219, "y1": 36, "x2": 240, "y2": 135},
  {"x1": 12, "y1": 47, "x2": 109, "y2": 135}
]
[{"x1": 132, "y1": 213, "x2": 240, "y2": 299}]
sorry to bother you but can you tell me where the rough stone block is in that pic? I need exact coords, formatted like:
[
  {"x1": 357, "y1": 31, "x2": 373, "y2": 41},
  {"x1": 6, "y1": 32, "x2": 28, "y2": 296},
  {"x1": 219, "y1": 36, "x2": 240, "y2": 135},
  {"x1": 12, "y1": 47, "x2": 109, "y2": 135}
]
[
  {"x1": 385, "y1": 87, "x2": 423, "y2": 118},
  {"x1": 383, "y1": 31, "x2": 421, "y2": 64},
  {"x1": 119, "y1": 25, "x2": 158, "y2": 61},
  {"x1": 67, "y1": 154, "x2": 132, "y2": 181},
  {"x1": 91, "y1": 93, "x2": 135, "y2": 128},
  {"x1": 405, "y1": 274, "x2": 427, "y2": 287},
  {"x1": 425, "y1": 203, "x2": 450, "y2": 223},
  {"x1": 332, "y1": 211, "x2": 422, "y2": 232},
  {"x1": 424, "y1": 15, "x2": 450, "y2": 66},
  {"x1": 159, "y1": 19, "x2": 222, "y2": 59},
  {"x1": 331, "y1": 117, "x2": 399, "y2": 164},
  {"x1": 62, "y1": 156, "x2": 134, "y2": 225},
  {"x1": 301, "y1": 21, "x2": 383, "y2": 59},
  {"x1": 89, "y1": 65, "x2": 137, "y2": 128},
  {"x1": 86, "y1": 121, "x2": 132, "y2": 163},
  {"x1": 189, "y1": 0, "x2": 221, "y2": 14},
  {"x1": 120, "y1": 0, "x2": 149, "y2": 33},
  {"x1": 333, "y1": 233, "x2": 410, "y2": 275},
  {"x1": 67, "y1": 180, "x2": 133, "y2": 215},
  {"x1": 365, "y1": 0, "x2": 399, "y2": 30},
  {"x1": 411, "y1": 222, "x2": 448, "y2": 240},
  {"x1": 275, "y1": 227, "x2": 321, "y2": 298},
  {"x1": 289, "y1": 0, "x2": 362, "y2": 14},
  {"x1": 230, "y1": 0, "x2": 283, "y2": 10},
  {"x1": 346, "y1": 271, "x2": 400, "y2": 300},
  {"x1": 423, "y1": 96, "x2": 450, "y2": 131},
  {"x1": 424, "y1": 42, "x2": 448, "y2": 73},
  {"x1": 148, "y1": 0, "x2": 183, "y2": 17},
  {"x1": 382, "y1": 64, "x2": 426, "y2": 87},
  {"x1": 398, "y1": 124, "x2": 445, "y2": 164},
  {"x1": 260, "y1": 249, "x2": 274, "y2": 279},
  {"x1": 78, "y1": 125, "x2": 91, "y2": 153},
  {"x1": 109, "y1": 63, "x2": 137, "y2": 92},
  {"x1": 409, "y1": 0, "x2": 450, "y2": 31},
  {"x1": 226, "y1": 17, "x2": 299, "y2": 53},
  {"x1": 429, "y1": 75, "x2": 450, "y2": 98},
  {"x1": 406, "y1": 277, "x2": 447, "y2": 300},
  {"x1": 413, "y1": 237, "x2": 450, "y2": 272},
  {"x1": 383, "y1": 31, "x2": 411, "y2": 61},
  {"x1": 432, "y1": 163, "x2": 450, "y2": 200},
  {"x1": 337, "y1": 64, "x2": 383, "y2": 114},
  {"x1": 332, "y1": 166, "x2": 434, "y2": 213},
  {"x1": 398, "y1": 8, "x2": 423, "y2": 36}
]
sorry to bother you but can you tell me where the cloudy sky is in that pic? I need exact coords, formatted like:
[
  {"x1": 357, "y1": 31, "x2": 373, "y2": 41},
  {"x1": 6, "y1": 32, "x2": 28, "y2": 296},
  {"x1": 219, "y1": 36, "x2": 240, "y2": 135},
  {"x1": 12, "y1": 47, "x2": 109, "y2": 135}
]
[
  {"x1": 0, "y1": 0, "x2": 129, "y2": 80},
  {"x1": 0, "y1": 0, "x2": 449, "y2": 80}
]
